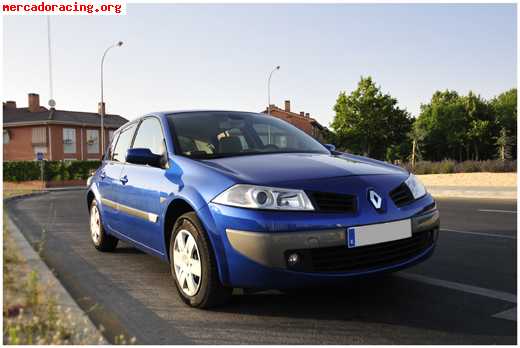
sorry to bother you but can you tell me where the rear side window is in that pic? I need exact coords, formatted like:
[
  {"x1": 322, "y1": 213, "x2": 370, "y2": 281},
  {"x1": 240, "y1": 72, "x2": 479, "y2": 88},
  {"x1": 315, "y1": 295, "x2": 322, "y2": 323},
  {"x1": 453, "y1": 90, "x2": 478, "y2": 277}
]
[
  {"x1": 132, "y1": 118, "x2": 166, "y2": 156},
  {"x1": 112, "y1": 124, "x2": 137, "y2": 163}
]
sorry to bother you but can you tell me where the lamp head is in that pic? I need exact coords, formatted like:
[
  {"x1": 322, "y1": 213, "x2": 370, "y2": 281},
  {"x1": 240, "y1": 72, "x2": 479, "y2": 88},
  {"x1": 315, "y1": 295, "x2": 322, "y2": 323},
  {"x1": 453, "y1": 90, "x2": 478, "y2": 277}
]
[{"x1": 117, "y1": 41, "x2": 124, "y2": 47}]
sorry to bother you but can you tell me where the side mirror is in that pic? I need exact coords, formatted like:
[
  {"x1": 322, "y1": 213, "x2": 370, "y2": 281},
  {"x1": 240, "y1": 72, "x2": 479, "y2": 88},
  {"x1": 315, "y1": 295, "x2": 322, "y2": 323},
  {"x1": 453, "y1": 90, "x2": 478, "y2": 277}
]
[
  {"x1": 323, "y1": 144, "x2": 336, "y2": 152},
  {"x1": 126, "y1": 148, "x2": 163, "y2": 168}
]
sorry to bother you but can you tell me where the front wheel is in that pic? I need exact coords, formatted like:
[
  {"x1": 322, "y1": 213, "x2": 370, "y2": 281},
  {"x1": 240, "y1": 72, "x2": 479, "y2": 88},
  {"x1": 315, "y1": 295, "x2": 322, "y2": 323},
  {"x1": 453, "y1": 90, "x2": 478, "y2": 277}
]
[
  {"x1": 170, "y1": 212, "x2": 232, "y2": 308},
  {"x1": 89, "y1": 200, "x2": 118, "y2": 252}
]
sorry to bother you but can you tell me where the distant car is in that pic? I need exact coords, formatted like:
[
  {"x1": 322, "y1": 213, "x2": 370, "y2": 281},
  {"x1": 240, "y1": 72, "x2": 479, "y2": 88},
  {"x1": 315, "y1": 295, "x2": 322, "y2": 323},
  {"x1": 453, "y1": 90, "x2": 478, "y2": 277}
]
[{"x1": 86, "y1": 111, "x2": 439, "y2": 308}]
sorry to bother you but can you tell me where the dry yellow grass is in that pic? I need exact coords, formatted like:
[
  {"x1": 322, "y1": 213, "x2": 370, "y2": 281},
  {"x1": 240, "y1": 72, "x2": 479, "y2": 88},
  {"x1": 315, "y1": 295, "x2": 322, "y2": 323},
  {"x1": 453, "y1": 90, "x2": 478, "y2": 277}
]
[{"x1": 418, "y1": 172, "x2": 517, "y2": 187}]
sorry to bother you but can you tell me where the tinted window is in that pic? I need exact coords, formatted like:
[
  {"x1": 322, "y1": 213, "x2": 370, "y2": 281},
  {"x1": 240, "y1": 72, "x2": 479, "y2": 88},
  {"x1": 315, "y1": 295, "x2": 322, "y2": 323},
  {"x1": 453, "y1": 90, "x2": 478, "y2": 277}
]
[
  {"x1": 132, "y1": 118, "x2": 166, "y2": 156},
  {"x1": 112, "y1": 124, "x2": 137, "y2": 163},
  {"x1": 167, "y1": 112, "x2": 328, "y2": 159}
]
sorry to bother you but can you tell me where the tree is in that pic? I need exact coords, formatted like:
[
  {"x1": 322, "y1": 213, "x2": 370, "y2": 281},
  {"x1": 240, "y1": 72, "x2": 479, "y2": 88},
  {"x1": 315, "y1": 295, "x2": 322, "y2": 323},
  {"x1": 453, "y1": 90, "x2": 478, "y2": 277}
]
[
  {"x1": 414, "y1": 90, "x2": 498, "y2": 161},
  {"x1": 463, "y1": 92, "x2": 495, "y2": 161},
  {"x1": 414, "y1": 90, "x2": 468, "y2": 161},
  {"x1": 331, "y1": 77, "x2": 412, "y2": 161},
  {"x1": 491, "y1": 88, "x2": 517, "y2": 158}
]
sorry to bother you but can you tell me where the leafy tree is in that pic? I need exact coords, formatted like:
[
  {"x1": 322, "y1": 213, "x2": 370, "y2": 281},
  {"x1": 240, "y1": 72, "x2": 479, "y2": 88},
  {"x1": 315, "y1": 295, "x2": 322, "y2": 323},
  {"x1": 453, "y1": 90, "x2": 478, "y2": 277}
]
[
  {"x1": 414, "y1": 90, "x2": 468, "y2": 161},
  {"x1": 491, "y1": 88, "x2": 517, "y2": 158},
  {"x1": 331, "y1": 77, "x2": 412, "y2": 161},
  {"x1": 463, "y1": 92, "x2": 495, "y2": 161}
]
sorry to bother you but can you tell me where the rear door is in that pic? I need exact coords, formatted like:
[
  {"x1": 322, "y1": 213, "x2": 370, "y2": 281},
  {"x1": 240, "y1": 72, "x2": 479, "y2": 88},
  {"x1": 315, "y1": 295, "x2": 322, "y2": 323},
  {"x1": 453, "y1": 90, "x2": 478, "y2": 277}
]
[
  {"x1": 114, "y1": 117, "x2": 171, "y2": 254},
  {"x1": 97, "y1": 131, "x2": 121, "y2": 230}
]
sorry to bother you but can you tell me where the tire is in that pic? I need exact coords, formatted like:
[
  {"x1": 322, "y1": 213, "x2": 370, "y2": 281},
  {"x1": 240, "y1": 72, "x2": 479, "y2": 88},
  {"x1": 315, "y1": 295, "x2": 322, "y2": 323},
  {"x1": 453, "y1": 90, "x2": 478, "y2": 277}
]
[
  {"x1": 89, "y1": 200, "x2": 118, "y2": 252},
  {"x1": 169, "y1": 212, "x2": 232, "y2": 308}
]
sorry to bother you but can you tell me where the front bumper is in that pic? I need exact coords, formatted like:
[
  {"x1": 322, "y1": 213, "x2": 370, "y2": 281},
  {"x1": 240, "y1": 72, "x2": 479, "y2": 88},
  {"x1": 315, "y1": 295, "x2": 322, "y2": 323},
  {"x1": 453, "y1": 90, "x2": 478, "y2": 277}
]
[
  {"x1": 226, "y1": 209, "x2": 439, "y2": 270},
  {"x1": 200, "y1": 195, "x2": 439, "y2": 289}
]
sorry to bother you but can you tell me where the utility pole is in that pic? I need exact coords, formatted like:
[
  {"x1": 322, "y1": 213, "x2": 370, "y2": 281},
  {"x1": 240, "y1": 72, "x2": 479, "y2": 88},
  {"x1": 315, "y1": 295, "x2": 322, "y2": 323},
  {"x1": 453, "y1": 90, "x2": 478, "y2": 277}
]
[
  {"x1": 100, "y1": 41, "x2": 123, "y2": 156},
  {"x1": 411, "y1": 138, "x2": 417, "y2": 170},
  {"x1": 267, "y1": 65, "x2": 280, "y2": 116}
]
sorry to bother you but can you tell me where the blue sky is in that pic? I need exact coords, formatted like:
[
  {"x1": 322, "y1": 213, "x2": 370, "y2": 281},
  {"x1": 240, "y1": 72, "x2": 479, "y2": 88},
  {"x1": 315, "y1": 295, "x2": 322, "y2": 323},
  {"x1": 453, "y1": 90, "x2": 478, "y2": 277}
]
[{"x1": 3, "y1": 3, "x2": 517, "y2": 126}]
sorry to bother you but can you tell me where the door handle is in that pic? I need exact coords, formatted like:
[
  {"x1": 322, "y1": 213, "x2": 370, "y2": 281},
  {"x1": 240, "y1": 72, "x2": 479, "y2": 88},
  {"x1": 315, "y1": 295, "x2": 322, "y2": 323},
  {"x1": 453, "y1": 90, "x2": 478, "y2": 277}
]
[{"x1": 120, "y1": 175, "x2": 128, "y2": 185}]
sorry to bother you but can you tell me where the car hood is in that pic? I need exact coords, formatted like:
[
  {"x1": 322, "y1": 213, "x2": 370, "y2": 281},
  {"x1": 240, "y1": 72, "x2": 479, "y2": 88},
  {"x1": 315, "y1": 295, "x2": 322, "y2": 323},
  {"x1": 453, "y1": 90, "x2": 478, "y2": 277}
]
[{"x1": 200, "y1": 152, "x2": 407, "y2": 185}]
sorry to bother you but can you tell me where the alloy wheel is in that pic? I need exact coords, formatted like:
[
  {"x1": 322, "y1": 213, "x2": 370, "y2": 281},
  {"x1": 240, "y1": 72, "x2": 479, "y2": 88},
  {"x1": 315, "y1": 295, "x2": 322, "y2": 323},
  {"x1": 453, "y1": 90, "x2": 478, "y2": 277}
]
[
  {"x1": 90, "y1": 205, "x2": 101, "y2": 245},
  {"x1": 173, "y1": 229, "x2": 202, "y2": 297}
]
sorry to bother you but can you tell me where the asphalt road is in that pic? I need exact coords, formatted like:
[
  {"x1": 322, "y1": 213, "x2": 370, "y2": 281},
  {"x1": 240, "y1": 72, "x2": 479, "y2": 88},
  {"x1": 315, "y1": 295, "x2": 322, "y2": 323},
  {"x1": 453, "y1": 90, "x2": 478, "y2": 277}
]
[{"x1": 6, "y1": 191, "x2": 517, "y2": 344}]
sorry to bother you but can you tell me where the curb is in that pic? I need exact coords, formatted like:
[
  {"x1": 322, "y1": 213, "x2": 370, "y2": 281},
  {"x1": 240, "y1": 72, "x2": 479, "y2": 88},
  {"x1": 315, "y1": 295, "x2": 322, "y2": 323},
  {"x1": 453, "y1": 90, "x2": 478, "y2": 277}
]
[
  {"x1": 427, "y1": 187, "x2": 516, "y2": 200},
  {"x1": 45, "y1": 186, "x2": 86, "y2": 192},
  {"x1": 5, "y1": 201, "x2": 107, "y2": 344}
]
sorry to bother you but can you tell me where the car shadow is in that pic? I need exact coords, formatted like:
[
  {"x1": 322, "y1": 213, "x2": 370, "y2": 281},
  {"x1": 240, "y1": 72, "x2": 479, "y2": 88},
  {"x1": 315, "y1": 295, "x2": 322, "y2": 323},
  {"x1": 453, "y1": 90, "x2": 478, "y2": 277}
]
[
  {"x1": 214, "y1": 274, "x2": 515, "y2": 340},
  {"x1": 114, "y1": 246, "x2": 144, "y2": 255}
]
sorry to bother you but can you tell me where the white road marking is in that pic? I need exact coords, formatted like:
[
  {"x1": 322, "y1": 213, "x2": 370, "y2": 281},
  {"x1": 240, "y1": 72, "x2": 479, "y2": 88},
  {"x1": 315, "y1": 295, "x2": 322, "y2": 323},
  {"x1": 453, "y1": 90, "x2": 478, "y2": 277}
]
[
  {"x1": 478, "y1": 209, "x2": 516, "y2": 214},
  {"x1": 399, "y1": 272, "x2": 516, "y2": 321},
  {"x1": 441, "y1": 228, "x2": 516, "y2": 240},
  {"x1": 492, "y1": 307, "x2": 517, "y2": 321}
]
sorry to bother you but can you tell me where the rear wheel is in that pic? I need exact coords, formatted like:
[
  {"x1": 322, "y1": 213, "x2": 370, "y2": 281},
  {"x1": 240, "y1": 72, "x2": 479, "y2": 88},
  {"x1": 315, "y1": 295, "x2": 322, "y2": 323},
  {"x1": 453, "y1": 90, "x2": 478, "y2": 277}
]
[
  {"x1": 169, "y1": 212, "x2": 232, "y2": 308},
  {"x1": 90, "y1": 200, "x2": 118, "y2": 252}
]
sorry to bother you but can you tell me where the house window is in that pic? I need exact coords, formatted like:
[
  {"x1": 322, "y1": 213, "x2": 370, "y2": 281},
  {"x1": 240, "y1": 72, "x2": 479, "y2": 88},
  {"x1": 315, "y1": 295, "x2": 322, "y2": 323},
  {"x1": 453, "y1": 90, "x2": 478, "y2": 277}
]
[
  {"x1": 63, "y1": 128, "x2": 76, "y2": 154},
  {"x1": 3, "y1": 130, "x2": 10, "y2": 144},
  {"x1": 87, "y1": 129, "x2": 100, "y2": 154},
  {"x1": 32, "y1": 127, "x2": 47, "y2": 145}
]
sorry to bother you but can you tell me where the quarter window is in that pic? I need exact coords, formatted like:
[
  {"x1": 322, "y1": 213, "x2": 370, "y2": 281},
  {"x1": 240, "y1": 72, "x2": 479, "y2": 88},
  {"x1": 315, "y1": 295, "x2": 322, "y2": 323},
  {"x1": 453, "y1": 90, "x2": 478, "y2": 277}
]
[
  {"x1": 132, "y1": 118, "x2": 166, "y2": 156},
  {"x1": 63, "y1": 128, "x2": 76, "y2": 154},
  {"x1": 86, "y1": 129, "x2": 100, "y2": 154},
  {"x1": 112, "y1": 124, "x2": 137, "y2": 163}
]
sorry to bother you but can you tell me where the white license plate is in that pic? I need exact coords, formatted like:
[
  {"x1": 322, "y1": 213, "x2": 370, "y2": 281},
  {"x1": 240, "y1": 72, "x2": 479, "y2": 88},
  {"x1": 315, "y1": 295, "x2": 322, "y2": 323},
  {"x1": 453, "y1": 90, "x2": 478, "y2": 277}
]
[{"x1": 346, "y1": 219, "x2": 412, "y2": 248}]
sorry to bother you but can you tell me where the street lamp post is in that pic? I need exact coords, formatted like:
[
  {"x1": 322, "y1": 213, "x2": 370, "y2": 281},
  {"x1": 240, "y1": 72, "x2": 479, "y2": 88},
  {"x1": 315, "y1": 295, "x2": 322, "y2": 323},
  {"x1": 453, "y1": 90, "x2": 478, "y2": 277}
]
[
  {"x1": 100, "y1": 41, "x2": 123, "y2": 156},
  {"x1": 267, "y1": 65, "x2": 280, "y2": 116}
]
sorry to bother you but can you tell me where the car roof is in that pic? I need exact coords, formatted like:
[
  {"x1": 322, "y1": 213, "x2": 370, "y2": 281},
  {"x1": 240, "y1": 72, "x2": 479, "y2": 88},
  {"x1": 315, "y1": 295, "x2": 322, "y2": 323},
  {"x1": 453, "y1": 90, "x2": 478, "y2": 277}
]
[{"x1": 149, "y1": 110, "x2": 260, "y2": 117}]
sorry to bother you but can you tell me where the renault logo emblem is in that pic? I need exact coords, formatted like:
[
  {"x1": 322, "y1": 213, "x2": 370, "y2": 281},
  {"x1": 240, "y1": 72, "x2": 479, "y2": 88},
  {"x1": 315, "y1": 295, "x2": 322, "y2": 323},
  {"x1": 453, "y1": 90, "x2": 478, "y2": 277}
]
[{"x1": 368, "y1": 190, "x2": 383, "y2": 210}]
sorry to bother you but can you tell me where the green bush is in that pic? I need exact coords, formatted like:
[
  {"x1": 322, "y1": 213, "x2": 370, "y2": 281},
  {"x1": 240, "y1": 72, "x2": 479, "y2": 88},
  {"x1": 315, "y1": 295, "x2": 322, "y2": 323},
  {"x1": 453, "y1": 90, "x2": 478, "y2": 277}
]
[
  {"x1": 4, "y1": 160, "x2": 101, "y2": 182},
  {"x1": 403, "y1": 160, "x2": 516, "y2": 174}
]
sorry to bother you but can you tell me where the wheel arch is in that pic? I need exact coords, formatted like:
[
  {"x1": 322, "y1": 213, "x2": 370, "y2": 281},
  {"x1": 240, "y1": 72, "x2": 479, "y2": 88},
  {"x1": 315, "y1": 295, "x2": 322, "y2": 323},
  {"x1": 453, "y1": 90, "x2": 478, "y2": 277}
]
[
  {"x1": 86, "y1": 190, "x2": 96, "y2": 213},
  {"x1": 163, "y1": 198, "x2": 197, "y2": 262}
]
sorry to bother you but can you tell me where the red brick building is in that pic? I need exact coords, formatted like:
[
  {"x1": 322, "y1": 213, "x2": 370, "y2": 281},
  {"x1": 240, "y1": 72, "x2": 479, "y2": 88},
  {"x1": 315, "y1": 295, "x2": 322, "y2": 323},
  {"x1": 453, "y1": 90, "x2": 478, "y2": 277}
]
[
  {"x1": 3, "y1": 93, "x2": 128, "y2": 161},
  {"x1": 260, "y1": 100, "x2": 327, "y2": 142}
]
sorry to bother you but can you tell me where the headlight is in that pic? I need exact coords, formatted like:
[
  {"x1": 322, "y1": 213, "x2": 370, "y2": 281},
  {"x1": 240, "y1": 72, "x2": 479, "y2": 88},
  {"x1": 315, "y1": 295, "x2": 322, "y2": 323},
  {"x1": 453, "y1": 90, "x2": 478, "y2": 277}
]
[
  {"x1": 404, "y1": 174, "x2": 426, "y2": 199},
  {"x1": 212, "y1": 184, "x2": 315, "y2": 211}
]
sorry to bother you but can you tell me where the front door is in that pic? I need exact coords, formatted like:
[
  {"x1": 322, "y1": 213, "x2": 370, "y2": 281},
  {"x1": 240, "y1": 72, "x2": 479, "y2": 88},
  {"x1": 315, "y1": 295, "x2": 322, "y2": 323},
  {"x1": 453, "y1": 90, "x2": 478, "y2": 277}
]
[{"x1": 113, "y1": 117, "x2": 170, "y2": 255}]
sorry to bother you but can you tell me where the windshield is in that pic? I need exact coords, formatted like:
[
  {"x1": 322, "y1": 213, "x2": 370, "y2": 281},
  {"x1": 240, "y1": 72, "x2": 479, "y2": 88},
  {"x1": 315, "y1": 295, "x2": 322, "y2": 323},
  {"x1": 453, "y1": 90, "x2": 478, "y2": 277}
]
[{"x1": 167, "y1": 111, "x2": 329, "y2": 159}]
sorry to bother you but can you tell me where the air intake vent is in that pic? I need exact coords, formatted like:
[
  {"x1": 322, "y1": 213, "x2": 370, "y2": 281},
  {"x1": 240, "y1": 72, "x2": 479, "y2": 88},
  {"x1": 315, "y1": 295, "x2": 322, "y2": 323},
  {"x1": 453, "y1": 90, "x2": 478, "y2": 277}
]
[
  {"x1": 390, "y1": 183, "x2": 414, "y2": 207},
  {"x1": 309, "y1": 191, "x2": 357, "y2": 213},
  {"x1": 286, "y1": 230, "x2": 435, "y2": 273}
]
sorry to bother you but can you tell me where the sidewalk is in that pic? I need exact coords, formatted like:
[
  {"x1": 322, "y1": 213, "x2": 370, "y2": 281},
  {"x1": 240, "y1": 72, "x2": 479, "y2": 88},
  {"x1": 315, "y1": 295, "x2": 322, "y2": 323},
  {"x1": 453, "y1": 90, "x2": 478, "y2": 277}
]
[{"x1": 426, "y1": 185, "x2": 516, "y2": 199}]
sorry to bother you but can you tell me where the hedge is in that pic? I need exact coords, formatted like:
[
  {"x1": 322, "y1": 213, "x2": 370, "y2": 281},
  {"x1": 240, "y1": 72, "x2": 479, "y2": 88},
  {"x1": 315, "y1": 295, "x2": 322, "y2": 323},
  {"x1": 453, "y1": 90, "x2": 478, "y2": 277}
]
[
  {"x1": 402, "y1": 160, "x2": 517, "y2": 175},
  {"x1": 4, "y1": 160, "x2": 101, "y2": 182}
]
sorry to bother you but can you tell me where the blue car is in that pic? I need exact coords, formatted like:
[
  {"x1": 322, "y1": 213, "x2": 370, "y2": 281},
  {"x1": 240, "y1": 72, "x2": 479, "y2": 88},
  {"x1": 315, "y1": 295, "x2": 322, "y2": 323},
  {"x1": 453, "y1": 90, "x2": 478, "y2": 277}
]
[{"x1": 86, "y1": 111, "x2": 439, "y2": 308}]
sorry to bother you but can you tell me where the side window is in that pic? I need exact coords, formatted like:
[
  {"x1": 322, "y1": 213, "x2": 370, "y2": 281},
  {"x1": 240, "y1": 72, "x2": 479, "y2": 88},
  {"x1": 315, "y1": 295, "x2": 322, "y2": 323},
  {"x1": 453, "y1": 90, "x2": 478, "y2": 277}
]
[
  {"x1": 132, "y1": 118, "x2": 166, "y2": 156},
  {"x1": 112, "y1": 124, "x2": 137, "y2": 163}
]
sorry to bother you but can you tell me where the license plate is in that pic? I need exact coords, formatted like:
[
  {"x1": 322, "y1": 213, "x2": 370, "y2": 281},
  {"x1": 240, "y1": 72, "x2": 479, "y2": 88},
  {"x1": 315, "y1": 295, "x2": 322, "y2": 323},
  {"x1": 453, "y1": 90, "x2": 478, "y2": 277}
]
[{"x1": 347, "y1": 219, "x2": 412, "y2": 248}]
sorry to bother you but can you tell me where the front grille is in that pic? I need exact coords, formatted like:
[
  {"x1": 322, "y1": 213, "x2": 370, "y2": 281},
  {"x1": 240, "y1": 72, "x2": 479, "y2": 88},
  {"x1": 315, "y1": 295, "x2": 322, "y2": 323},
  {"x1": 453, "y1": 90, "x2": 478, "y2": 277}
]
[
  {"x1": 309, "y1": 191, "x2": 357, "y2": 213},
  {"x1": 285, "y1": 230, "x2": 435, "y2": 273},
  {"x1": 390, "y1": 183, "x2": 414, "y2": 207}
]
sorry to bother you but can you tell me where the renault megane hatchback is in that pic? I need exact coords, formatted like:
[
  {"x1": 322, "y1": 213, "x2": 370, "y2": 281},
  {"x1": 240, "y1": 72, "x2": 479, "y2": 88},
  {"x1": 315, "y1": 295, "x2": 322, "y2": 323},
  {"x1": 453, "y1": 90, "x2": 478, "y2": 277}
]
[{"x1": 86, "y1": 111, "x2": 439, "y2": 308}]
